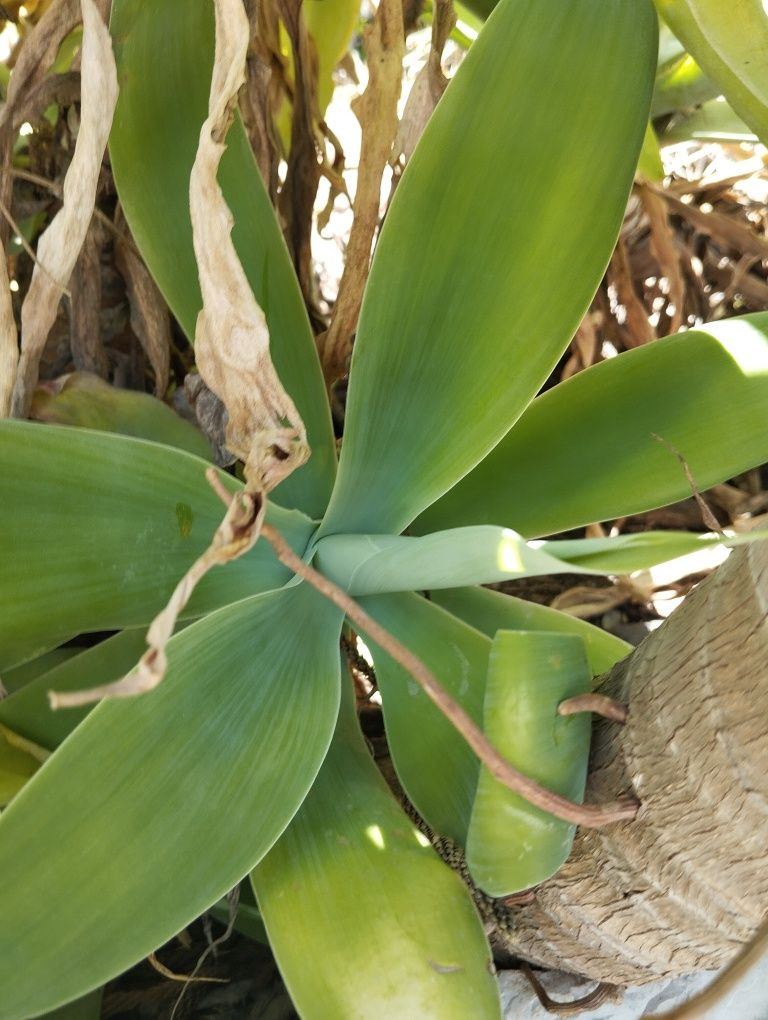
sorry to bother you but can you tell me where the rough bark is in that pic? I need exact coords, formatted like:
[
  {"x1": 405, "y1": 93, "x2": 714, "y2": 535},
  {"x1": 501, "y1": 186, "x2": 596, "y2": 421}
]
[{"x1": 492, "y1": 541, "x2": 768, "y2": 985}]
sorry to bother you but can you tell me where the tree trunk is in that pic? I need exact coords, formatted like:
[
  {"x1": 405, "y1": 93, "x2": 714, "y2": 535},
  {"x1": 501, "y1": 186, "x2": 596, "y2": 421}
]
[{"x1": 493, "y1": 541, "x2": 768, "y2": 985}]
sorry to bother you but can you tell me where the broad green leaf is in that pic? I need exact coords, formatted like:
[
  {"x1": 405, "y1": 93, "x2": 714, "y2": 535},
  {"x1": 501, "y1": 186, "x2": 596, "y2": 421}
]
[
  {"x1": 357, "y1": 593, "x2": 490, "y2": 844},
  {"x1": 0, "y1": 629, "x2": 149, "y2": 749},
  {"x1": 655, "y1": 0, "x2": 768, "y2": 144},
  {"x1": 253, "y1": 672, "x2": 501, "y2": 1019},
  {"x1": 31, "y1": 372, "x2": 212, "y2": 460},
  {"x1": 40, "y1": 989, "x2": 103, "y2": 1020},
  {"x1": 661, "y1": 97, "x2": 758, "y2": 143},
  {"x1": 109, "y1": 0, "x2": 335, "y2": 517},
  {"x1": 637, "y1": 121, "x2": 664, "y2": 182},
  {"x1": 0, "y1": 583, "x2": 342, "y2": 1019},
  {"x1": 540, "y1": 528, "x2": 768, "y2": 574},
  {"x1": 0, "y1": 725, "x2": 45, "y2": 808},
  {"x1": 0, "y1": 423, "x2": 313, "y2": 671},
  {"x1": 431, "y1": 586, "x2": 631, "y2": 678},
  {"x1": 1, "y1": 647, "x2": 81, "y2": 695},
  {"x1": 315, "y1": 526, "x2": 750, "y2": 595},
  {"x1": 416, "y1": 317, "x2": 768, "y2": 538},
  {"x1": 315, "y1": 527, "x2": 596, "y2": 594},
  {"x1": 651, "y1": 51, "x2": 720, "y2": 118},
  {"x1": 320, "y1": 0, "x2": 657, "y2": 536},
  {"x1": 466, "y1": 631, "x2": 592, "y2": 896}
]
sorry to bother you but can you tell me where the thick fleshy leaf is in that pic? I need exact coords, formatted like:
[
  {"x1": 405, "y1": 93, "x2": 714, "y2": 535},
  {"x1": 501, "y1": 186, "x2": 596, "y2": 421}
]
[
  {"x1": 41, "y1": 989, "x2": 103, "y2": 1020},
  {"x1": 31, "y1": 372, "x2": 212, "y2": 460},
  {"x1": 466, "y1": 631, "x2": 592, "y2": 896},
  {"x1": 0, "y1": 583, "x2": 342, "y2": 1018},
  {"x1": 0, "y1": 422, "x2": 313, "y2": 671},
  {"x1": 357, "y1": 593, "x2": 490, "y2": 844},
  {"x1": 416, "y1": 316, "x2": 768, "y2": 538},
  {"x1": 655, "y1": 0, "x2": 768, "y2": 144},
  {"x1": 1, "y1": 648, "x2": 81, "y2": 696},
  {"x1": 661, "y1": 97, "x2": 758, "y2": 143},
  {"x1": 109, "y1": 0, "x2": 336, "y2": 517},
  {"x1": 253, "y1": 675, "x2": 501, "y2": 1019},
  {"x1": 431, "y1": 586, "x2": 631, "y2": 678},
  {"x1": 315, "y1": 526, "x2": 753, "y2": 595},
  {"x1": 316, "y1": 528, "x2": 596, "y2": 593},
  {"x1": 320, "y1": 0, "x2": 657, "y2": 536},
  {"x1": 0, "y1": 629, "x2": 149, "y2": 749}
]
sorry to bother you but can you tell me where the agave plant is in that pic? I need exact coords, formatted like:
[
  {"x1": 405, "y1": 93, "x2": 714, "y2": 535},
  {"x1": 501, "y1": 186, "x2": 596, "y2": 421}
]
[{"x1": 1, "y1": 0, "x2": 768, "y2": 1017}]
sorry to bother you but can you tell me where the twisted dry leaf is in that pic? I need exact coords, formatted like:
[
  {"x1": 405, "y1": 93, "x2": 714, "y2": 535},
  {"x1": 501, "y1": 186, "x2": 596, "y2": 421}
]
[
  {"x1": 49, "y1": 477, "x2": 264, "y2": 708},
  {"x1": 10, "y1": 0, "x2": 118, "y2": 417},
  {"x1": 0, "y1": 237, "x2": 16, "y2": 417},
  {"x1": 190, "y1": 0, "x2": 309, "y2": 493}
]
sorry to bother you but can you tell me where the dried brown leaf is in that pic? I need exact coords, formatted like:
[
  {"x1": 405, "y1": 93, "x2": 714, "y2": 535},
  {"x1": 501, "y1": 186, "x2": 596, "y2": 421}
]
[
  {"x1": 320, "y1": 0, "x2": 404, "y2": 382},
  {"x1": 607, "y1": 235, "x2": 655, "y2": 348},
  {"x1": 115, "y1": 207, "x2": 171, "y2": 396},
  {"x1": 0, "y1": 240, "x2": 17, "y2": 417},
  {"x1": 391, "y1": 0, "x2": 453, "y2": 166},
  {"x1": 10, "y1": 0, "x2": 118, "y2": 416},
  {"x1": 638, "y1": 182, "x2": 685, "y2": 334},
  {"x1": 190, "y1": 0, "x2": 308, "y2": 492},
  {"x1": 49, "y1": 479, "x2": 264, "y2": 708},
  {"x1": 277, "y1": 0, "x2": 322, "y2": 308},
  {"x1": 68, "y1": 221, "x2": 108, "y2": 377}
]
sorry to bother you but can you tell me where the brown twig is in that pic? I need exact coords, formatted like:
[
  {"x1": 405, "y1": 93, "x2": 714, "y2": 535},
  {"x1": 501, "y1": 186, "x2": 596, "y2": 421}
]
[
  {"x1": 651, "y1": 433, "x2": 724, "y2": 536},
  {"x1": 521, "y1": 963, "x2": 619, "y2": 1016},
  {"x1": 147, "y1": 952, "x2": 227, "y2": 985},
  {"x1": 641, "y1": 915, "x2": 768, "y2": 1019},
  {"x1": 254, "y1": 510, "x2": 638, "y2": 829},
  {"x1": 558, "y1": 694, "x2": 628, "y2": 724}
]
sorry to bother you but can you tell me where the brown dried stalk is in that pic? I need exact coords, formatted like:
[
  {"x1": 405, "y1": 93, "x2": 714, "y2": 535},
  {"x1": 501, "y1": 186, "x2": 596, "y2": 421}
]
[
  {"x1": 254, "y1": 511, "x2": 638, "y2": 829},
  {"x1": 320, "y1": 0, "x2": 405, "y2": 382},
  {"x1": 49, "y1": 485, "x2": 264, "y2": 708}
]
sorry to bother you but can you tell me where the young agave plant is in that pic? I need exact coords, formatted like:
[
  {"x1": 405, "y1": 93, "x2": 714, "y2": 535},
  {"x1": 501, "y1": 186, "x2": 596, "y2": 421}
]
[{"x1": 1, "y1": 0, "x2": 768, "y2": 1017}]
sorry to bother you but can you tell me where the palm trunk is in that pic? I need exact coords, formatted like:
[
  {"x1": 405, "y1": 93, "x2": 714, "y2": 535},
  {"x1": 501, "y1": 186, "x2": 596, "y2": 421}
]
[{"x1": 493, "y1": 541, "x2": 768, "y2": 985}]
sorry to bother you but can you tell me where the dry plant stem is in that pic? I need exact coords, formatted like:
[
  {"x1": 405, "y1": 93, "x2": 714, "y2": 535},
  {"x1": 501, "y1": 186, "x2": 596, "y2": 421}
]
[
  {"x1": 559, "y1": 694, "x2": 628, "y2": 724},
  {"x1": 114, "y1": 205, "x2": 171, "y2": 395},
  {"x1": 10, "y1": 0, "x2": 118, "y2": 417},
  {"x1": 258, "y1": 518, "x2": 638, "y2": 829},
  {"x1": 641, "y1": 916, "x2": 768, "y2": 1019},
  {"x1": 49, "y1": 484, "x2": 264, "y2": 708},
  {"x1": 521, "y1": 964, "x2": 618, "y2": 1016},
  {"x1": 0, "y1": 202, "x2": 17, "y2": 416},
  {"x1": 147, "y1": 953, "x2": 226, "y2": 985},
  {"x1": 190, "y1": 0, "x2": 309, "y2": 492},
  {"x1": 651, "y1": 433, "x2": 723, "y2": 535},
  {"x1": 320, "y1": 0, "x2": 404, "y2": 383}
]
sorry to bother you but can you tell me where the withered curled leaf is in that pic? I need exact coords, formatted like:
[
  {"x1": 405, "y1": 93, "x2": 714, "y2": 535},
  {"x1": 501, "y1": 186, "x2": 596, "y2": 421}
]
[
  {"x1": 189, "y1": 0, "x2": 309, "y2": 493},
  {"x1": 10, "y1": 0, "x2": 118, "y2": 416}
]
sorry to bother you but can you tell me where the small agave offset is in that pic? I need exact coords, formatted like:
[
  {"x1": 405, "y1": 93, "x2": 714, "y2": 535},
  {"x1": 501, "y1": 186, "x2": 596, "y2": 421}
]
[{"x1": 1, "y1": 0, "x2": 768, "y2": 1017}]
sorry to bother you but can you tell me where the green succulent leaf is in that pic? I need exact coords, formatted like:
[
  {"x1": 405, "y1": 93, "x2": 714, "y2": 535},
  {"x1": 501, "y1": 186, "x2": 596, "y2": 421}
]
[
  {"x1": 655, "y1": 0, "x2": 768, "y2": 144},
  {"x1": 466, "y1": 631, "x2": 592, "y2": 896},
  {"x1": 315, "y1": 525, "x2": 754, "y2": 595},
  {"x1": 253, "y1": 673, "x2": 502, "y2": 1019},
  {"x1": 431, "y1": 586, "x2": 631, "y2": 678},
  {"x1": 356, "y1": 593, "x2": 490, "y2": 844},
  {"x1": 1, "y1": 648, "x2": 82, "y2": 696},
  {"x1": 0, "y1": 423, "x2": 313, "y2": 671},
  {"x1": 109, "y1": 0, "x2": 336, "y2": 517},
  {"x1": 31, "y1": 372, "x2": 212, "y2": 460},
  {"x1": 416, "y1": 316, "x2": 768, "y2": 538},
  {"x1": 321, "y1": 0, "x2": 657, "y2": 536},
  {"x1": 0, "y1": 583, "x2": 342, "y2": 1019},
  {"x1": 0, "y1": 629, "x2": 150, "y2": 750}
]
